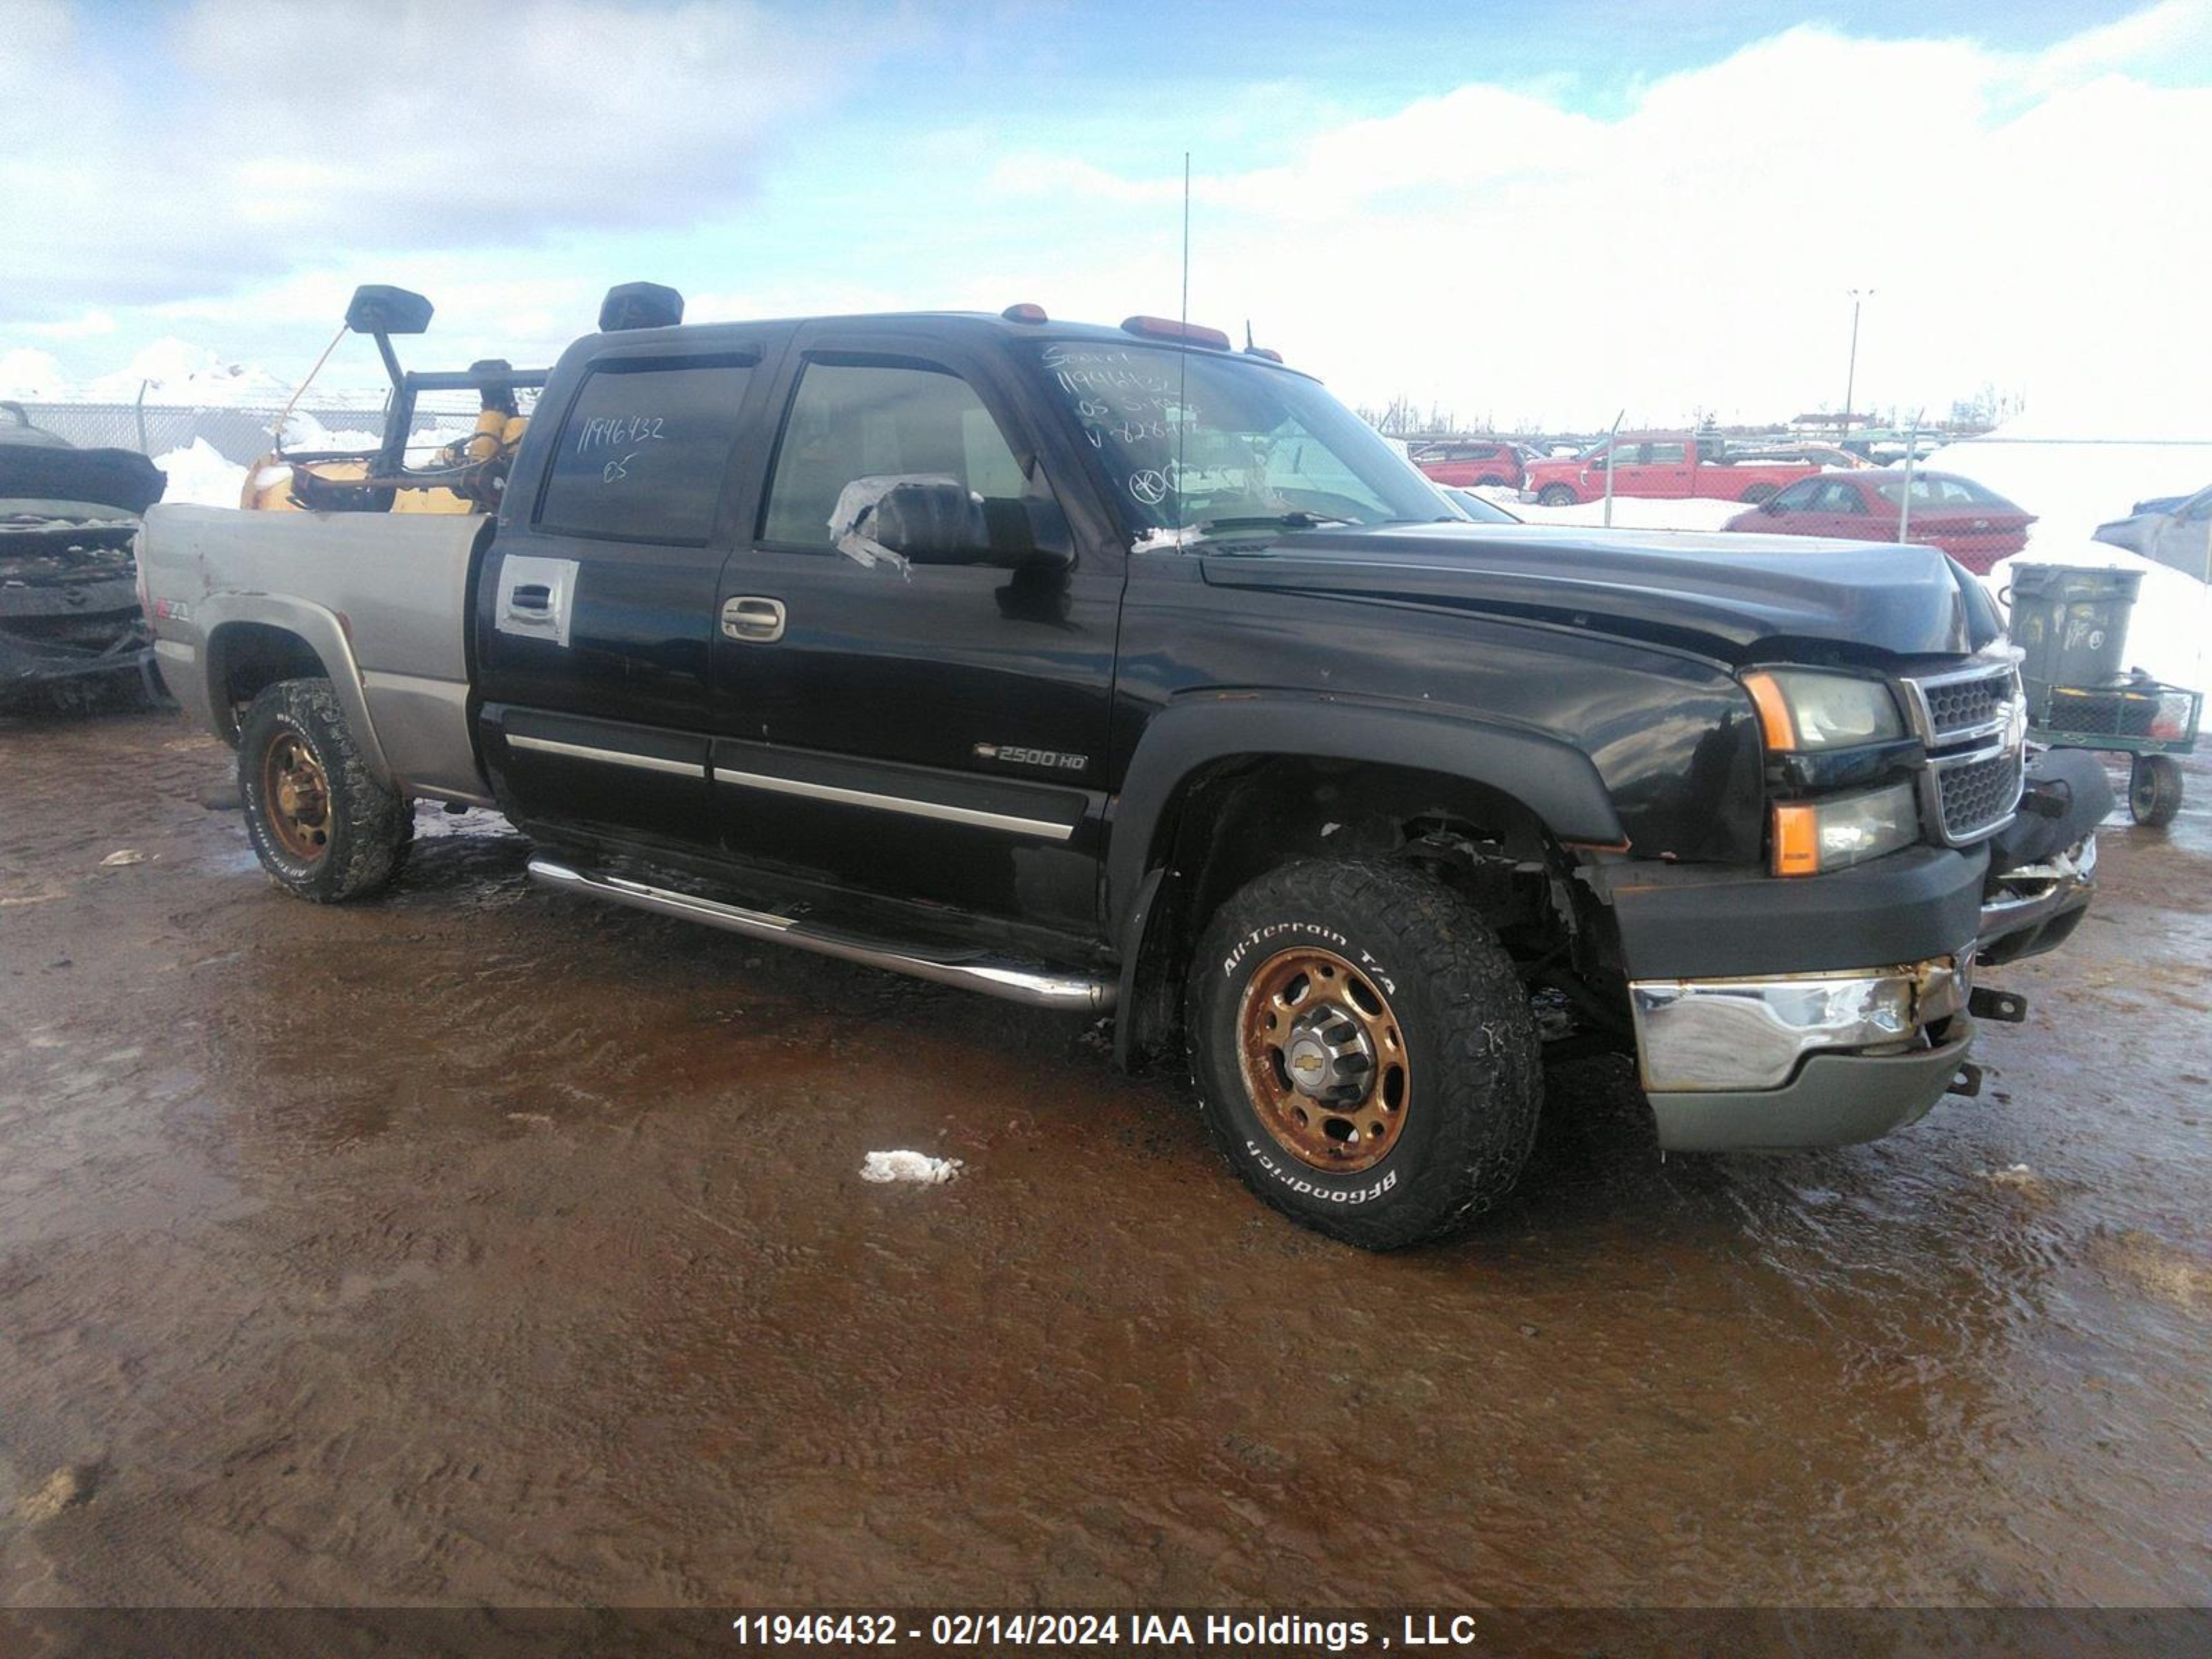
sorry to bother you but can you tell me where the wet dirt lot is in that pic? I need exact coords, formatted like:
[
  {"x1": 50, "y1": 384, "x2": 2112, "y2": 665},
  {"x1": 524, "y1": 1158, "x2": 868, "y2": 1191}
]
[{"x1": 2, "y1": 709, "x2": 2209, "y2": 1612}]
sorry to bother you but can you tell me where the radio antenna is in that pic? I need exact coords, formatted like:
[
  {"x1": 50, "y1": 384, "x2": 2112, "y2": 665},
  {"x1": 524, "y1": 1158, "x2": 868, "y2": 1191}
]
[{"x1": 1176, "y1": 151, "x2": 1190, "y2": 536}]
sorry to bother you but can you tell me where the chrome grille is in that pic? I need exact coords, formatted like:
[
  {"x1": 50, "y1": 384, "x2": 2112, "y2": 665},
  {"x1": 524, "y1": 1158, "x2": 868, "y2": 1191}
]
[
  {"x1": 1932, "y1": 747, "x2": 2025, "y2": 843},
  {"x1": 1920, "y1": 676, "x2": 2003, "y2": 736},
  {"x1": 1902, "y1": 657, "x2": 2026, "y2": 845}
]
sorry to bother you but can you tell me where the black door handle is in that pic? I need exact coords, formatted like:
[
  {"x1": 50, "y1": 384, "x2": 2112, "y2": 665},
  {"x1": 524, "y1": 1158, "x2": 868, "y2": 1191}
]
[{"x1": 511, "y1": 583, "x2": 551, "y2": 610}]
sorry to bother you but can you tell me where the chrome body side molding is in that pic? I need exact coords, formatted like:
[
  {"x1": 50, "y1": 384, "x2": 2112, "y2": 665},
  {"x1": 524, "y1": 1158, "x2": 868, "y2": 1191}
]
[
  {"x1": 507, "y1": 734, "x2": 706, "y2": 778},
  {"x1": 712, "y1": 767, "x2": 1077, "y2": 841}
]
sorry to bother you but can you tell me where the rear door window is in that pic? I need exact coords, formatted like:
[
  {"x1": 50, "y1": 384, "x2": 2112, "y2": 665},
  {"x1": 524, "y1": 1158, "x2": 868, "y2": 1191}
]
[{"x1": 537, "y1": 358, "x2": 753, "y2": 545}]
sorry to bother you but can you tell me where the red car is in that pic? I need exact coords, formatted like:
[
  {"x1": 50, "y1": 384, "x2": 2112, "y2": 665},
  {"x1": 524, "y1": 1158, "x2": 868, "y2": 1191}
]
[
  {"x1": 1725, "y1": 469, "x2": 2035, "y2": 575},
  {"x1": 1412, "y1": 438, "x2": 1525, "y2": 490}
]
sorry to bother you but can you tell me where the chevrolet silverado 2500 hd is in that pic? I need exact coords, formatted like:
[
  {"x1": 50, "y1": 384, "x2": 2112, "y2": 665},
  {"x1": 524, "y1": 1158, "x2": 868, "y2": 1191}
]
[{"x1": 139, "y1": 286, "x2": 2105, "y2": 1249}]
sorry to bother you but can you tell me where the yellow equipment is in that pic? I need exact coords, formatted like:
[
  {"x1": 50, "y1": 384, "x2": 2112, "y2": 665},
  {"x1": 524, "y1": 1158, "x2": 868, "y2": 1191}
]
[{"x1": 241, "y1": 284, "x2": 548, "y2": 516}]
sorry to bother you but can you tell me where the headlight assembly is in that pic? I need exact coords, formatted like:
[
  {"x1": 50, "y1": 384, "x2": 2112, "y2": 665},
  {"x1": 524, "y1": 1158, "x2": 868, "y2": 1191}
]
[
  {"x1": 1743, "y1": 669, "x2": 1906, "y2": 751},
  {"x1": 1772, "y1": 780, "x2": 1921, "y2": 877}
]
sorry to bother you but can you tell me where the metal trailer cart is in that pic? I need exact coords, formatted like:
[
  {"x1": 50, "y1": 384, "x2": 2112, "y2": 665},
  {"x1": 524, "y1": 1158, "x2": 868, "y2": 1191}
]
[
  {"x1": 2029, "y1": 677, "x2": 2201, "y2": 827},
  {"x1": 2007, "y1": 562, "x2": 2201, "y2": 829}
]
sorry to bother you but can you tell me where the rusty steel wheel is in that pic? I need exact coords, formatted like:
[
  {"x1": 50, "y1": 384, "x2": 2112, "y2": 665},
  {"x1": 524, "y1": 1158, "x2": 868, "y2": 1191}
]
[
  {"x1": 238, "y1": 677, "x2": 409, "y2": 903},
  {"x1": 260, "y1": 730, "x2": 333, "y2": 863},
  {"x1": 1236, "y1": 946, "x2": 1410, "y2": 1174},
  {"x1": 1188, "y1": 860, "x2": 1541, "y2": 1250}
]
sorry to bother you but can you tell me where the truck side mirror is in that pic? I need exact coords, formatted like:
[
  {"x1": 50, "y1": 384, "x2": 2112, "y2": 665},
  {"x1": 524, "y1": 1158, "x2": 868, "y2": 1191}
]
[
  {"x1": 868, "y1": 480, "x2": 987, "y2": 564},
  {"x1": 344, "y1": 285, "x2": 433, "y2": 335},
  {"x1": 834, "y1": 476, "x2": 1076, "y2": 572},
  {"x1": 599, "y1": 281, "x2": 684, "y2": 332}
]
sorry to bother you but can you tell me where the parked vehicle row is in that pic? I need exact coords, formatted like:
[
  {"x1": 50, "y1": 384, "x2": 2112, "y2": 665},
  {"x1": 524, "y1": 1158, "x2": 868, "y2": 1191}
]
[{"x1": 1521, "y1": 431, "x2": 1816, "y2": 506}]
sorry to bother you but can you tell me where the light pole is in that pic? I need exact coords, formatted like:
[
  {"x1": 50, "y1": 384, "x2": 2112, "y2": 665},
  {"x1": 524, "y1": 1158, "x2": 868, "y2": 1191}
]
[{"x1": 1841, "y1": 288, "x2": 1873, "y2": 443}]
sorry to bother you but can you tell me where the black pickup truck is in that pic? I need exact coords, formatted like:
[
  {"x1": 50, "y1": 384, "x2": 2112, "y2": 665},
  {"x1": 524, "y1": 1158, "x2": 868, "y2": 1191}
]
[{"x1": 141, "y1": 287, "x2": 2104, "y2": 1248}]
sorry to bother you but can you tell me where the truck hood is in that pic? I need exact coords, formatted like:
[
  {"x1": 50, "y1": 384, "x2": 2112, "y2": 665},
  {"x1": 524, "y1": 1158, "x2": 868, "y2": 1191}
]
[{"x1": 1197, "y1": 522, "x2": 1991, "y2": 662}]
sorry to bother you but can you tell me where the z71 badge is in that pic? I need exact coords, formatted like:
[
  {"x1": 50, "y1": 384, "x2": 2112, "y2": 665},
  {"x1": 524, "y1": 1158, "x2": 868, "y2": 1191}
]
[{"x1": 974, "y1": 742, "x2": 1089, "y2": 773}]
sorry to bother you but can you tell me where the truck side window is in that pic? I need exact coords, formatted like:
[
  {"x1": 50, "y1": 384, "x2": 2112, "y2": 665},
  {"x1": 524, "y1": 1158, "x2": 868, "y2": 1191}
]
[
  {"x1": 1645, "y1": 442, "x2": 1687, "y2": 465},
  {"x1": 762, "y1": 362, "x2": 1024, "y2": 549},
  {"x1": 537, "y1": 359, "x2": 753, "y2": 545}
]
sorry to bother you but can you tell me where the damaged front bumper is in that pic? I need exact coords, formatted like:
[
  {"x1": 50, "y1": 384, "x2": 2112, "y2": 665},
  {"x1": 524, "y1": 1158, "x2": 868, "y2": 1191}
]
[
  {"x1": 1631, "y1": 955, "x2": 1974, "y2": 1152},
  {"x1": 1977, "y1": 834, "x2": 2097, "y2": 968}
]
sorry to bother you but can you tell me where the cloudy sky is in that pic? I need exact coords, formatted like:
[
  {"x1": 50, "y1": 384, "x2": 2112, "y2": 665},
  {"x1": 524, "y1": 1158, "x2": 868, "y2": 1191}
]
[{"x1": 4, "y1": 0, "x2": 2209, "y2": 429}]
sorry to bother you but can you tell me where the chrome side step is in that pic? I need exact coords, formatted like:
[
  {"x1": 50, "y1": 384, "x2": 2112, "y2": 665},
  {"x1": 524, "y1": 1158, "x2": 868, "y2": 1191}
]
[{"x1": 526, "y1": 858, "x2": 1114, "y2": 1013}]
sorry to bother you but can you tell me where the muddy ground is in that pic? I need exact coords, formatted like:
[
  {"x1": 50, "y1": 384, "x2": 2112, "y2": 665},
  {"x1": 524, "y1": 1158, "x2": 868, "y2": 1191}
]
[{"x1": 1, "y1": 709, "x2": 2208, "y2": 1612}]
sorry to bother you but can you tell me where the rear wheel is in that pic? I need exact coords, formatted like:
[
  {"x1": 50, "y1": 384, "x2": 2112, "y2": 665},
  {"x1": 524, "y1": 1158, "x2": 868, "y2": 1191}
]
[
  {"x1": 2128, "y1": 753, "x2": 2184, "y2": 827},
  {"x1": 238, "y1": 677, "x2": 411, "y2": 902},
  {"x1": 1185, "y1": 859, "x2": 1541, "y2": 1250},
  {"x1": 1537, "y1": 485, "x2": 1577, "y2": 507}
]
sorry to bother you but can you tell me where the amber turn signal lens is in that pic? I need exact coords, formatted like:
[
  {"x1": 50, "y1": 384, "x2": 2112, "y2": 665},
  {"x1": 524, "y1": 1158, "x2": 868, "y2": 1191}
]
[
  {"x1": 1744, "y1": 671, "x2": 1799, "y2": 752},
  {"x1": 1772, "y1": 803, "x2": 1821, "y2": 877}
]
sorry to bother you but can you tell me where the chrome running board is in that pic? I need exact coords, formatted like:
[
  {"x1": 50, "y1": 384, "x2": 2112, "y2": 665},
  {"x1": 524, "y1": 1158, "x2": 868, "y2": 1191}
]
[{"x1": 527, "y1": 857, "x2": 1114, "y2": 1013}]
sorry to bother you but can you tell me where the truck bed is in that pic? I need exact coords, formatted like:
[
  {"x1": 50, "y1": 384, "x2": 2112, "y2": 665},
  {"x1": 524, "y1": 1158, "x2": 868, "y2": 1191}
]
[{"x1": 140, "y1": 504, "x2": 493, "y2": 803}]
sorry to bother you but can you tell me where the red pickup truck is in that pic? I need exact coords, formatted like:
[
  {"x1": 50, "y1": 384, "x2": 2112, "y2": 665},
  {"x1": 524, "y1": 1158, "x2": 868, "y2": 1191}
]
[{"x1": 1521, "y1": 433, "x2": 1815, "y2": 507}]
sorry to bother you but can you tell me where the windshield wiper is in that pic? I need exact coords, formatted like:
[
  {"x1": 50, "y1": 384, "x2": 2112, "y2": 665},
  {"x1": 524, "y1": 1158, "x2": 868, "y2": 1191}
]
[{"x1": 1190, "y1": 511, "x2": 1355, "y2": 536}]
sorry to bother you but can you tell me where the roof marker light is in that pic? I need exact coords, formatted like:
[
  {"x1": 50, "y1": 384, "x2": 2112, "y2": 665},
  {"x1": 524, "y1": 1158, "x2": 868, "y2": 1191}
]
[
  {"x1": 1002, "y1": 303, "x2": 1049, "y2": 324},
  {"x1": 1120, "y1": 315, "x2": 1232, "y2": 350},
  {"x1": 1244, "y1": 345, "x2": 1283, "y2": 362}
]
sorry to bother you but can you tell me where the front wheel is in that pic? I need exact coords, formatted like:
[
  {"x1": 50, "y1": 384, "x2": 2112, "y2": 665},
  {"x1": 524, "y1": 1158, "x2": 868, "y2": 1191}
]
[
  {"x1": 1185, "y1": 860, "x2": 1541, "y2": 1250},
  {"x1": 2129, "y1": 753, "x2": 2184, "y2": 827},
  {"x1": 238, "y1": 677, "x2": 411, "y2": 902},
  {"x1": 1536, "y1": 484, "x2": 1578, "y2": 507}
]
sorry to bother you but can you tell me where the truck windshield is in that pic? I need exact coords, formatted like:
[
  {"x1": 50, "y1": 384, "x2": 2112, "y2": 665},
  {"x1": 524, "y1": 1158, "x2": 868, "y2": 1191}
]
[{"x1": 1030, "y1": 341, "x2": 1453, "y2": 538}]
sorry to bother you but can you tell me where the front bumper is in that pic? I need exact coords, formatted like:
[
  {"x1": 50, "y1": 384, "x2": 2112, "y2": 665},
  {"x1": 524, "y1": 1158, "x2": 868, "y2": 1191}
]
[
  {"x1": 1641, "y1": 1021, "x2": 1974, "y2": 1153},
  {"x1": 1631, "y1": 955, "x2": 1974, "y2": 1152}
]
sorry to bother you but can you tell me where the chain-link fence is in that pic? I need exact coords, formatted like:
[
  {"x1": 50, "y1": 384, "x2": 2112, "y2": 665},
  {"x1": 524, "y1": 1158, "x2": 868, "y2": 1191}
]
[{"x1": 9, "y1": 397, "x2": 524, "y2": 465}]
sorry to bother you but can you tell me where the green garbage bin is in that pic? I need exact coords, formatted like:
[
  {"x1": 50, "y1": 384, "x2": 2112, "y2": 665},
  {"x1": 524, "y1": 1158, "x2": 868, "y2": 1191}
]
[{"x1": 2006, "y1": 563, "x2": 2144, "y2": 716}]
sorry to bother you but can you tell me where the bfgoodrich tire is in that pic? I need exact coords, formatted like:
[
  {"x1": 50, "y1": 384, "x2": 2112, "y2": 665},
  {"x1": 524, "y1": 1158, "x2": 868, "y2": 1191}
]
[
  {"x1": 237, "y1": 677, "x2": 411, "y2": 903},
  {"x1": 1185, "y1": 860, "x2": 1541, "y2": 1250}
]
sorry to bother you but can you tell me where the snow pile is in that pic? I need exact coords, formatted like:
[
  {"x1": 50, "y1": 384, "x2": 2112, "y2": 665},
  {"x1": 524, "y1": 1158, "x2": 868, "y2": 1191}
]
[
  {"x1": 272, "y1": 409, "x2": 382, "y2": 451},
  {"x1": 859, "y1": 1150, "x2": 963, "y2": 1185},
  {"x1": 0, "y1": 348, "x2": 71, "y2": 400},
  {"x1": 82, "y1": 337, "x2": 294, "y2": 407},
  {"x1": 151, "y1": 439, "x2": 249, "y2": 508}
]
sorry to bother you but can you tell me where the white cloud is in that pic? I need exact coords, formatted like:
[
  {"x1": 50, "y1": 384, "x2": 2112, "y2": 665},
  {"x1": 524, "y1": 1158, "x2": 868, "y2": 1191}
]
[
  {"x1": 20, "y1": 310, "x2": 116, "y2": 340},
  {"x1": 0, "y1": 0, "x2": 902, "y2": 320},
  {"x1": 991, "y1": 6, "x2": 2212, "y2": 431}
]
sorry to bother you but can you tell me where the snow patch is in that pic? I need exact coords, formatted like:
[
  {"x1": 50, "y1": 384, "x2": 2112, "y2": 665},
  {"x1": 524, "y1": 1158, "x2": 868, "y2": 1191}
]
[
  {"x1": 1472, "y1": 486, "x2": 1744, "y2": 534},
  {"x1": 0, "y1": 347, "x2": 71, "y2": 400},
  {"x1": 151, "y1": 439, "x2": 248, "y2": 508},
  {"x1": 860, "y1": 1150, "x2": 964, "y2": 1185},
  {"x1": 82, "y1": 337, "x2": 294, "y2": 406}
]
